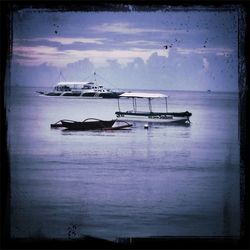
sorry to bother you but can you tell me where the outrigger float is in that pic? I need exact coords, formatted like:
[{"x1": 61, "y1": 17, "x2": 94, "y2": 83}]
[
  {"x1": 51, "y1": 118, "x2": 132, "y2": 131},
  {"x1": 115, "y1": 92, "x2": 192, "y2": 125}
]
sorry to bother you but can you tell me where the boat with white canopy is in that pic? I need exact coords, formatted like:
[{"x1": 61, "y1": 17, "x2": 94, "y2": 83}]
[
  {"x1": 115, "y1": 92, "x2": 192, "y2": 124},
  {"x1": 36, "y1": 72, "x2": 124, "y2": 98}
]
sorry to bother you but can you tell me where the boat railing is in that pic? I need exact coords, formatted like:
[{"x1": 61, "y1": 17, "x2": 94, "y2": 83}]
[{"x1": 115, "y1": 111, "x2": 192, "y2": 117}]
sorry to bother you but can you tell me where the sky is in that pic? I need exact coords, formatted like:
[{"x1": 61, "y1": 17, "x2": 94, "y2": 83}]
[{"x1": 10, "y1": 6, "x2": 239, "y2": 91}]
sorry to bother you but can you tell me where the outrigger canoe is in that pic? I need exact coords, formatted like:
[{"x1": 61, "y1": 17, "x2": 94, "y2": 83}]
[{"x1": 51, "y1": 118, "x2": 132, "y2": 131}]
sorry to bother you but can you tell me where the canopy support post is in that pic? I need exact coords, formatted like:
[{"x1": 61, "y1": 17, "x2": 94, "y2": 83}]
[
  {"x1": 94, "y1": 72, "x2": 97, "y2": 84},
  {"x1": 148, "y1": 98, "x2": 152, "y2": 113},
  {"x1": 118, "y1": 98, "x2": 120, "y2": 112},
  {"x1": 165, "y1": 97, "x2": 168, "y2": 113},
  {"x1": 132, "y1": 98, "x2": 135, "y2": 112}
]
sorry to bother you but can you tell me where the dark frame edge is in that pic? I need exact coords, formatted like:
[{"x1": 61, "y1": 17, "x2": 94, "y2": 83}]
[{"x1": 0, "y1": 0, "x2": 249, "y2": 249}]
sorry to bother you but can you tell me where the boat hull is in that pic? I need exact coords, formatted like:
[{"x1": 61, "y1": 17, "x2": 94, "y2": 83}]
[
  {"x1": 38, "y1": 91, "x2": 123, "y2": 98},
  {"x1": 116, "y1": 115, "x2": 190, "y2": 124},
  {"x1": 115, "y1": 111, "x2": 191, "y2": 124},
  {"x1": 115, "y1": 111, "x2": 192, "y2": 118},
  {"x1": 61, "y1": 119, "x2": 116, "y2": 130}
]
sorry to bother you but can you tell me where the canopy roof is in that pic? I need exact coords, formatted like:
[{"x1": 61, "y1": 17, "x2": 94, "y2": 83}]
[
  {"x1": 56, "y1": 81, "x2": 94, "y2": 86},
  {"x1": 119, "y1": 92, "x2": 168, "y2": 98}
]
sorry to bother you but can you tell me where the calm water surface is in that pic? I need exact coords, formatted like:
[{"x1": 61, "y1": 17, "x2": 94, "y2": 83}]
[{"x1": 7, "y1": 87, "x2": 240, "y2": 240}]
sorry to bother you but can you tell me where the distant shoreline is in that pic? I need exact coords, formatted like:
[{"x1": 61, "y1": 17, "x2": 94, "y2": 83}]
[{"x1": 8, "y1": 85, "x2": 239, "y2": 94}]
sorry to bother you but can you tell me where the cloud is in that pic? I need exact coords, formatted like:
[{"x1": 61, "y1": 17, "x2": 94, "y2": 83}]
[
  {"x1": 176, "y1": 47, "x2": 233, "y2": 56},
  {"x1": 46, "y1": 37, "x2": 107, "y2": 45},
  {"x1": 14, "y1": 37, "x2": 108, "y2": 45},
  {"x1": 11, "y1": 46, "x2": 238, "y2": 92},
  {"x1": 13, "y1": 45, "x2": 67, "y2": 66},
  {"x1": 13, "y1": 45, "x2": 58, "y2": 55},
  {"x1": 202, "y1": 57, "x2": 209, "y2": 72},
  {"x1": 90, "y1": 22, "x2": 188, "y2": 35},
  {"x1": 13, "y1": 44, "x2": 168, "y2": 67},
  {"x1": 124, "y1": 40, "x2": 160, "y2": 47},
  {"x1": 90, "y1": 22, "x2": 160, "y2": 34}
]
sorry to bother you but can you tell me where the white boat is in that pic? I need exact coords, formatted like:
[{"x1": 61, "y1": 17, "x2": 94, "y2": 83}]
[
  {"x1": 115, "y1": 92, "x2": 192, "y2": 124},
  {"x1": 36, "y1": 72, "x2": 124, "y2": 99}
]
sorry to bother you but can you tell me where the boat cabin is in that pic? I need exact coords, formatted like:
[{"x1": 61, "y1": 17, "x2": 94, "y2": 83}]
[
  {"x1": 116, "y1": 92, "x2": 169, "y2": 116},
  {"x1": 54, "y1": 81, "x2": 109, "y2": 93},
  {"x1": 115, "y1": 92, "x2": 192, "y2": 124}
]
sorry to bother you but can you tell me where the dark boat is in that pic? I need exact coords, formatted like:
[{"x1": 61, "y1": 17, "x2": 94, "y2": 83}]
[
  {"x1": 59, "y1": 118, "x2": 116, "y2": 130},
  {"x1": 51, "y1": 118, "x2": 133, "y2": 131}
]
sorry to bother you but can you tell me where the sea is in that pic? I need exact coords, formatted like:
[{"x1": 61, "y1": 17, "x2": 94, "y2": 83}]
[{"x1": 6, "y1": 87, "x2": 240, "y2": 241}]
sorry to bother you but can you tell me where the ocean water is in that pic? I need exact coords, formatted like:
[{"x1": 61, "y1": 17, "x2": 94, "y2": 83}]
[{"x1": 6, "y1": 87, "x2": 240, "y2": 240}]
